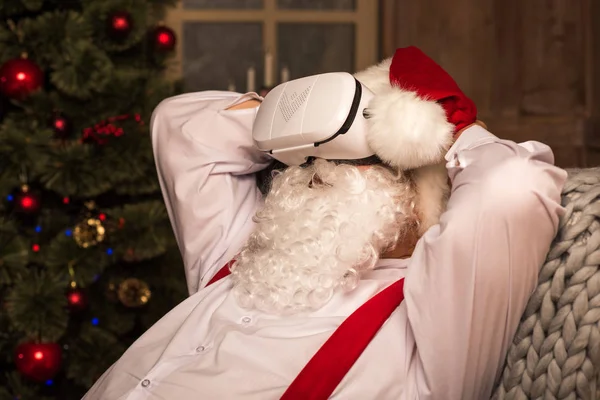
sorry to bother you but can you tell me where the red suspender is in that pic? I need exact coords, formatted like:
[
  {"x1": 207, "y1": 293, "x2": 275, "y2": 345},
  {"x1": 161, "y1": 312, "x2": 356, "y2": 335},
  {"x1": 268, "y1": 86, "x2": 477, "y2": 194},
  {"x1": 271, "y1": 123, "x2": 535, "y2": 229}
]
[
  {"x1": 280, "y1": 278, "x2": 405, "y2": 400},
  {"x1": 206, "y1": 262, "x2": 405, "y2": 400},
  {"x1": 206, "y1": 260, "x2": 234, "y2": 287}
]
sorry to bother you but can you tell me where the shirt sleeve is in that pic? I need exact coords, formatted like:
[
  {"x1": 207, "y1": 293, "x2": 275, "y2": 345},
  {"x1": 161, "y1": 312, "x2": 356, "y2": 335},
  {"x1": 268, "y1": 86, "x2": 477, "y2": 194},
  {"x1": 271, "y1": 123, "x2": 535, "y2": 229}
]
[
  {"x1": 404, "y1": 125, "x2": 568, "y2": 399},
  {"x1": 151, "y1": 91, "x2": 272, "y2": 295}
]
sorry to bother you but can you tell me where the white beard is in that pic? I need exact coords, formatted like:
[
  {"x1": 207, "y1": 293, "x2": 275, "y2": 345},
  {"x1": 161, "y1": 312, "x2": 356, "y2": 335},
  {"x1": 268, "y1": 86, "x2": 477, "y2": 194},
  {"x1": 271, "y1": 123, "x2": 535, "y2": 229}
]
[{"x1": 230, "y1": 159, "x2": 419, "y2": 315}]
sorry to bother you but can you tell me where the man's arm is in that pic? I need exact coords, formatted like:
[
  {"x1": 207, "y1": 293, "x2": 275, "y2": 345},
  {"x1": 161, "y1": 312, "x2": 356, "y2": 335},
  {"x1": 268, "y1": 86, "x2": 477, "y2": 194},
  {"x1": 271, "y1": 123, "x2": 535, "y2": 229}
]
[
  {"x1": 404, "y1": 125, "x2": 567, "y2": 399},
  {"x1": 151, "y1": 92, "x2": 270, "y2": 294}
]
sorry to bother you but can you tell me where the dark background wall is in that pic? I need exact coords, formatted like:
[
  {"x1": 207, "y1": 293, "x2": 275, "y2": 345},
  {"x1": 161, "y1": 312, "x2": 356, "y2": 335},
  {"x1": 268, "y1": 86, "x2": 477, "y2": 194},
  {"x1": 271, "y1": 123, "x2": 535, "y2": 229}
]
[{"x1": 380, "y1": 0, "x2": 599, "y2": 168}]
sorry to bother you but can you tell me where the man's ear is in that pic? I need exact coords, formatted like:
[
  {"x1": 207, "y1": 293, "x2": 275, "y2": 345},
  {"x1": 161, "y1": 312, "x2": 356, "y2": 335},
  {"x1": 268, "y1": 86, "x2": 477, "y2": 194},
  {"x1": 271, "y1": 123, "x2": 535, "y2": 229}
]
[{"x1": 226, "y1": 99, "x2": 261, "y2": 110}]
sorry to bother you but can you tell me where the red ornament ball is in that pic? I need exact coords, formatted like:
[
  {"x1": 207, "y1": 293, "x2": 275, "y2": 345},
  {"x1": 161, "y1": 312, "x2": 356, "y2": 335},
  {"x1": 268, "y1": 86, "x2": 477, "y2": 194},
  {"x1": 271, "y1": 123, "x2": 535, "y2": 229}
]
[
  {"x1": 14, "y1": 342, "x2": 62, "y2": 382},
  {"x1": 66, "y1": 287, "x2": 88, "y2": 312},
  {"x1": 107, "y1": 11, "x2": 133, "y2": 40},
  {"x1": 152, "y1": 26, "x2": 177, "y2": 52},
  {"x1": 0, "y1": 57, "x2": 44, "y2": 100}
]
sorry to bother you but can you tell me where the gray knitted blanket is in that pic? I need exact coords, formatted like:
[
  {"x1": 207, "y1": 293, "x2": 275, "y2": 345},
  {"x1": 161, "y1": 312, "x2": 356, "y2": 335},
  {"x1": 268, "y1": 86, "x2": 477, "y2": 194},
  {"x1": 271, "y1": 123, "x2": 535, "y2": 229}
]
[{"x1": 492, "y1": 168, "x2": 600, "y2": 400}]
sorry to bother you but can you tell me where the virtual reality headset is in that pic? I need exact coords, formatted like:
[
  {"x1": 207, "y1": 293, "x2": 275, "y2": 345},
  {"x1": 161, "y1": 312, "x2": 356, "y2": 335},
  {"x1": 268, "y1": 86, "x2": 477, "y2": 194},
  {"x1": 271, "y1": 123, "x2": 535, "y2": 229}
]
[{"x1": 252, "y1": 72, "x2": 375, "y2": 166}]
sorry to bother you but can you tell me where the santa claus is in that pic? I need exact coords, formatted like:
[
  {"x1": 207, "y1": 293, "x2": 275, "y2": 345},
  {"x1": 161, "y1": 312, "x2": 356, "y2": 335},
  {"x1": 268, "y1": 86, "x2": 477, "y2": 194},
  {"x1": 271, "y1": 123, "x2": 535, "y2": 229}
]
[{"x1": 84, "y1": 47, "x2": 566, "y2": 399}]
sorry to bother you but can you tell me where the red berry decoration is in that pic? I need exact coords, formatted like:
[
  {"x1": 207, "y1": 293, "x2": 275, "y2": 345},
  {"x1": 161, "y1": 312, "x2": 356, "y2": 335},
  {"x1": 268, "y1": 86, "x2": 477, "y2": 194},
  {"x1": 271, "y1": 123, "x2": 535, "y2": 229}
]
[
  {"x1": 82, "y1": 113, "x2": 143, "y2": 145},
  {"x1": 51, "y1": 113, "x2": 72, "y2": 139},
  {"x1": 152, "y1": 26, "x2": 176, "y2": 52},
  {"x1": 0, "y1": 57, "x2": 44, "y2": 100},
  {"x1": 66, "y1": 287, "x2": 88, "y2": 312},
  {"x1": 14, "y1": 342, "x2": 62, "y2": 382},
  {"x1": 107, "y1": 11, "x2": 133, "y2": 40}
]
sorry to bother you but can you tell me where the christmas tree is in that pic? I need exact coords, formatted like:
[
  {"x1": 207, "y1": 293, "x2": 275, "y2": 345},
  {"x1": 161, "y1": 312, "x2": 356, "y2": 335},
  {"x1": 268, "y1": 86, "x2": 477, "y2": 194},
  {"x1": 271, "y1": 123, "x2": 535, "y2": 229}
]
[{"x1": 0, "y1": 1, "x2": 187, "y2": 399}]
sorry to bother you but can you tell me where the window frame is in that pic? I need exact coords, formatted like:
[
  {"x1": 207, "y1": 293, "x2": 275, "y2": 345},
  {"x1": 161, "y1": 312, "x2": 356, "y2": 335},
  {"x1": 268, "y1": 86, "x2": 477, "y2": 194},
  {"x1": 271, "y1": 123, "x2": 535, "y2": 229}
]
[{"x1": 163, "y1": 0, "x2": 379, "y2": 82}]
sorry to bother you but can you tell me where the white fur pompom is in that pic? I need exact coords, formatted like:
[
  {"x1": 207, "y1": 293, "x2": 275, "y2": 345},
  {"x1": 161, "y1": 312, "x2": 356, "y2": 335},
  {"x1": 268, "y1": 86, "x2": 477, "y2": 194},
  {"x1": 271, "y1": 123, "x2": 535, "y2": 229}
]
[
  {"x1": 365, "y1": 86, "x2": 454, "y2": 170},
  {"x1": 354, "y1": 58, "x2": 392, "y2": 93}
]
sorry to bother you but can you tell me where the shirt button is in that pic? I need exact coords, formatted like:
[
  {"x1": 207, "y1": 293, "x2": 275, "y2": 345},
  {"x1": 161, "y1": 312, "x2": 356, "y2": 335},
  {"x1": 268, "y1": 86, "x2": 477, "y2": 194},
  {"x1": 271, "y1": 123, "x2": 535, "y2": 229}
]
[
  {"x1": 241, "y1": 316, "x2": 252, "y2": 324},
  {"x1": 196, "y1": 345, "x2": 205, "y2": 353},
  {"x1": 141, "y1": 379, "x2": 150, "y2": 387}
]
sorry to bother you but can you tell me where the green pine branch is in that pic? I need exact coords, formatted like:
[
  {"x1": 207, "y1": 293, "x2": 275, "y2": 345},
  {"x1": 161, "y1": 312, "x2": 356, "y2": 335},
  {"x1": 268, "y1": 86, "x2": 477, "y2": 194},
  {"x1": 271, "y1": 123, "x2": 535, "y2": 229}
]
[
  {"x1": 38, "y1": 142, "x2": 114, "y2": 197},
  {"x1": 82, "y1": 0, "x2": 153, "y2": 52},
  {"x1": 105, "y1": 200, "x2": 173, "y2": 261},
  {"x1": 50, "y1": 40, "x2": 114, "y2": 99},
  {"x1": 0, "y1": 218, "x2": 29, "y2": 285},
  {"x1": 65, "y1": 325, "x2": 126, "y2": 389},
  {"x1": 0, "y1": 0, "x2": 184, "y2": 395},
  {"x1": 6, "y1": 269, "x2": 69, "y2": 342},
  {"x1": 0, "y1": 0, "x2": 44, "y2": 19},
  {"x1": 42, "y1": 232, "x2": 112, "y2": 286},
  {"x1": 0, "y1": 372, "x2": 54, "y2": 400}
]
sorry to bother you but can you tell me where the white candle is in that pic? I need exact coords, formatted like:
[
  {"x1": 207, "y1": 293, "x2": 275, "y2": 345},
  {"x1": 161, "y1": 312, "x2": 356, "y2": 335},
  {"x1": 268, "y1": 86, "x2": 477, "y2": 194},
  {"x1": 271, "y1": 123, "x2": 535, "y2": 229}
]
[
  {"x1": 281, "y1": 66, "x2": 290, "y2": 83},
  {"x1": 227, "y1": 80, "x2": 236, "y2": 92},
  {"x1": 247, "y1": 67, "x2": 255, "y2": 92},
  {"x1": 264, "y1": 51, "x2": 273, "y2": 87}
]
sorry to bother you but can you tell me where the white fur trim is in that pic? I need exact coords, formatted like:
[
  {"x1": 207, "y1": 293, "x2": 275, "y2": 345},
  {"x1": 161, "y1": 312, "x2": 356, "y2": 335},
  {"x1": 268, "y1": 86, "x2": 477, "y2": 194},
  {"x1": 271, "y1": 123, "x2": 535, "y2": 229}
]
[
  {"x1": 354, "y1": 58, "x2": 392, "y2": 93},
  {"x1": 412, "y1": 164, "x2": 449, "y2": 235},
  {"x1": 365, "y1": 86, "x2": 454, "y2": 170}
]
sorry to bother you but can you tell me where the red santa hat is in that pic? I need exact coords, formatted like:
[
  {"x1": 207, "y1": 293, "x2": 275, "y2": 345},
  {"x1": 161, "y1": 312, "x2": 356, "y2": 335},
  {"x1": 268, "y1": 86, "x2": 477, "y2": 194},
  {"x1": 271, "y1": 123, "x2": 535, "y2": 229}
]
[{"x1": 358, "y1": 46, "x2": 478, "y2": 170}]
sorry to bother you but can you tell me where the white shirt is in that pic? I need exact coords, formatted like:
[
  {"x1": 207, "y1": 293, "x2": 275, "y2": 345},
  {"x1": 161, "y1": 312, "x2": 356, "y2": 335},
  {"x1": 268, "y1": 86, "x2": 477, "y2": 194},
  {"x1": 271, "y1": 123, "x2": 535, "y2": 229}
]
[{"x1": 83, "y1": 91, "x2": 567, "y2": 400}]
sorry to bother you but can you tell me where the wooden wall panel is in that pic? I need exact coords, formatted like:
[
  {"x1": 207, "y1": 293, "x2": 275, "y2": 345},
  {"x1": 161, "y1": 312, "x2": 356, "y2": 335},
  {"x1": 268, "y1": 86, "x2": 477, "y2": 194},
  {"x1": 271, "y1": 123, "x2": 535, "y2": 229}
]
[
  {"x1": 489, "y1": 0, "x2": 521, "y2": 117},
  {"x1": 519, "y1": 0, "x2": 585, "y2": 115},
  {"x1": 380, "y1": 0, "x2": 596, "y2": 168},
  {"x1": 587, "y1": 0, "x2": 600, "y2": 153},
  {"x1": 383, "y1": 0, "x2": 496, "y2": 114}
]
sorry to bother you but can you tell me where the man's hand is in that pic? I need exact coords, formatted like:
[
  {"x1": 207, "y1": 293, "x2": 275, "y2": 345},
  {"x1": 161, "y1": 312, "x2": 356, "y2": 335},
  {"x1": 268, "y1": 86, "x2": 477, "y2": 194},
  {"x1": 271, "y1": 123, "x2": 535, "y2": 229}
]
[
  {"x1": 227, "y1": 99, "x2": 261, "y2": 110},
  {"x1": 454, "y1": 120, "x2": 487, "y2": 141}
]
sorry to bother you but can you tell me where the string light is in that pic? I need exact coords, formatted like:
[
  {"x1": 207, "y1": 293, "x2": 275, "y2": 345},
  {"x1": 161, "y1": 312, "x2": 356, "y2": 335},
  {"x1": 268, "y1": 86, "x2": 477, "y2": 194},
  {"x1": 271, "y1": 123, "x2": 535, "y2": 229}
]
[
  {"x1": 53, "y1": 118, "x2": 65, "y2": 130},
  {"x1": 91, "y1": 317, "x2": 99, "y2": 326},
  {"x1": 67, "y1": 291, "x2": 82, "y2": 305},
  {"x1": 112, "y1": 16, "x2": 129, "y2": 30},
  {"x1": 15, "y1": 188, "x2": 40, "y2": 213},
  {"x1": 32, "y1": 244, "x2": 40, "y2": 252},
  {"x1": 19, "y1": 194, "x2": 36, "y2": 209}
]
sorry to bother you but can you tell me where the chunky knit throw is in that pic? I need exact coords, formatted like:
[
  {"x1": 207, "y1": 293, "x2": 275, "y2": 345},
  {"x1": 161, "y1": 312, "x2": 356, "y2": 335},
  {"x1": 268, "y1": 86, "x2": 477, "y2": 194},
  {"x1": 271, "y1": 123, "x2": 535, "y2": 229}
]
[{"x1": 492, "y1": 168, "x2": 600, "y2": 399}]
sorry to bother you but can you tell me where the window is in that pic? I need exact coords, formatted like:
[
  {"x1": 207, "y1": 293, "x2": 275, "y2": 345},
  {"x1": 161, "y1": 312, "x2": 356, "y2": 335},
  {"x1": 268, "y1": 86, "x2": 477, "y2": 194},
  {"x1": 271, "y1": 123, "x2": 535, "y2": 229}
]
[{"x1": 164, "y1": 0, "x2": 379, "y2": 92}]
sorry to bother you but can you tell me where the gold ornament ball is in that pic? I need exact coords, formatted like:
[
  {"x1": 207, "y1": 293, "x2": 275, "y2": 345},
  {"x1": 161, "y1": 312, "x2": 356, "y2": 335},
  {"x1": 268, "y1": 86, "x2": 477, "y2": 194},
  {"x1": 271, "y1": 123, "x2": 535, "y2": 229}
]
[
  {"x1": 118, "y1": 278, "x2": 151, "y2": 308},
  {"x1": 73, "y1": 218, "x2": 105, "y2": 248}
]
